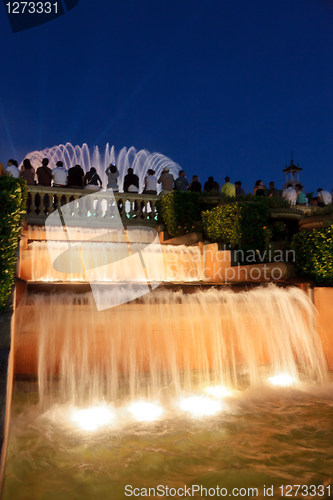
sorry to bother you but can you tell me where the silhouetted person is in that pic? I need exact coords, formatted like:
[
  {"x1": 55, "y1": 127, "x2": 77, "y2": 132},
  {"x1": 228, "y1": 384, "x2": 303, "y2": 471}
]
[
  {"x1": 144, "y1": 169, "x2": 157, "y2": 194},
  {"x1": 37, "y1": 158, "x2": 52, "y2": 186},
  {"x1": 282, "y1": 183, "x2": 297, "y2": 205},
  {"x1": 189, "y1": 175, "x2": 202, "y2": 193},
  {"x1": 204, "y1": 176, "x2": 219, "y2": 192},
  {"x1": 222, "y1": 176, "x2": 235, "y2": 197},
  {"x1": 105, "y1": 163, "x2": 119, "y2": 192},
  {"x1": 295, "y1": 184, "x2": 306, "y2": 205},
  {"x1": 317, "y1": 188, "x2": 332, "y2": 206},
  {"x1": 6, "y1": 159, "x2": 19, "y2": 178},
  {"x1": 20, "y1": 159, "x2": 35, "y2": 185},
  {"x1": 253, "y1": 179, "x2": 265, "y2": 196},
  {"x1": 84, "y1": 167, "x2": 102, "y2": 191},
  {"x1": 235, "y1": 181, "x2": 245, "y2": 195},
  {"x1": 123, "y1": 167, "x2": 139, "y2": 193},
  {"x1": 268, "y1": 181, "x2": 280, "y2": 198},
  {"x1": 158, "y1": 167, "x2": 174, "y2": 194},
  {"x1": 67, "y1": 164, "x2": 85, "y2": 189},
  {"x1": 52, "y1": 161, "x2": 68, "y2": 187},
  {"x1": 174, "y1": 170, "x2": 189, "y2": 191}
]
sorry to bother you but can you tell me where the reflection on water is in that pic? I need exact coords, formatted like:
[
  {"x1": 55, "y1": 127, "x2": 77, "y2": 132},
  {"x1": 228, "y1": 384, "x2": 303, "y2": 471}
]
[{"x1": 3, "y1": 381, "x2": 333, "y2": 500}]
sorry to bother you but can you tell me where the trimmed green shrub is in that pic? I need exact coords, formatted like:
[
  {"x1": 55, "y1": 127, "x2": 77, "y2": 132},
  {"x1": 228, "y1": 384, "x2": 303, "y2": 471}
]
[
  {"x1": 202, "y1": 201, "x2": 271, "y2": 253},
  {"x1": 159, "y1": 191, "x2": 201, "y2": 237},
  {"x1": 292, "y1": 226, "x2": 333, "y2": 284},
  {"x1": 0, "y1": 176, "x2": 27, "y2": 311}
]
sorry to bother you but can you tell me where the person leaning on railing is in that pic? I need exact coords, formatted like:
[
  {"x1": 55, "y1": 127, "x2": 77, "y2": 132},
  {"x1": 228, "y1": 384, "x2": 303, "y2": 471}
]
[
  {"x1": 20, "y1": 159, "x2": 35, "y2": 185},
  {"x1": 203, "y1": 176, "x2": 219, "y2": 193},
  {"x1": 174, "y1": 170, "x2": 189, "y2": 191},
  {"x1": 189, "y1": 175, "x2": 202, "y2": 193},
  {"x1": 51, "y1": 161, "x2": 68, "y2": 209},
  {"x1": 6, "y1": 159, "x2": 20, "y2": 178},
  {"x1": 222, "y1": 176, "x2": 236, "y2": 197},
  {"x1": 295, "y1": 184, "x2": 306, "y2": 206},
  {"x1": 317, "y1": 188, "x2": 332, "y2": 207},
  {"x1": 67, "y1": 164, "x2": 85, "y2": 189},
  {"x1": 52, "y1": 161, "x2": 67, "y2": 188},
  {"x1": 253, "y1": 179, "x2": 265, "y2": 196},
  {"x1": 143, "y1": 169, "x2": 157, "y2": 195},
  {"x1": 105, "y1": 163, "x2": 119, "y2": 192},
  {"x1": 123, "y1": 167, "x2": 139, "y2": 193},
  {"x1": 35, "y1": 158, "x2": 53, "y2": 213},
  {"x1": 37, "y1": 158, "x2": 52, "y2": 187},
  {"x1": 158, "y1": 167, "x2": 174, "y2": 195},
  {"x1": 84, "y1": 167, "x2": 102, "y2": 191}
]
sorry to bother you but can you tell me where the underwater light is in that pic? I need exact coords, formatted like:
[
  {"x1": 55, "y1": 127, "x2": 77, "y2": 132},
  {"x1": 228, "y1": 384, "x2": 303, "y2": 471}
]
[
  {"x1": 71, "y1": 406, "x2": 115, "y2": 431},
  {"x1": 128, "y1": 401, "x2": 164, "y2": 421},
  {"x1": 267, "y1": 373, "x2": 295, "y2": 387},
  {"x1": 179, "y1": 396, "x2": 222, "y2": 417},
  {"x1": 205, "y1": 385, "x2": 232, "y2": 398}
]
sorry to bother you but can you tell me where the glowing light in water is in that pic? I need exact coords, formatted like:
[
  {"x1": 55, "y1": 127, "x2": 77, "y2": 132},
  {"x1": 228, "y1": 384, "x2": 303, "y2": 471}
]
[
  {"x1": 267, "y1": 373, "x2": 296, "y2": 387},
  {"x1": 179, "y1": 396, "x2": 222, "y2": 417},
  {"x1": 71, "y1": 406, "x2": 115, "y2": 431},
  {"x1": 205, "y1": 386, "x2": 232, "y2": 398},
  {"x1": 128, "y1": 401, "x2": 164, "y2": 421}
]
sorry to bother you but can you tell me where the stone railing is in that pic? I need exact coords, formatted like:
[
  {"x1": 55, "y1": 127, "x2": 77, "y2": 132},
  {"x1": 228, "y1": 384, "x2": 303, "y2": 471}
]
[{"x1": 25, "y1": 186, "x2": 161, "y2": 227}]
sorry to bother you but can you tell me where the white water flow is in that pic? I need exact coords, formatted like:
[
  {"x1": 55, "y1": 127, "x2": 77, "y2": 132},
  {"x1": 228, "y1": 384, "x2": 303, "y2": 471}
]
[
  {"x1": 15, "y1": 287, "x2": 328, "y2": 406},
  {"x1": 21, "y1": 241, "x2": 203, "y2": 282}
]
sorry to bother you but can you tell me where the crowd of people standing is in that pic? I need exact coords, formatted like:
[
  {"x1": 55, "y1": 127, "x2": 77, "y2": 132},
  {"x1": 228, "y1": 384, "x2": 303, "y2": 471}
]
[{"x1": 0, "y1": 158, "x2": 332, "y2": 206}]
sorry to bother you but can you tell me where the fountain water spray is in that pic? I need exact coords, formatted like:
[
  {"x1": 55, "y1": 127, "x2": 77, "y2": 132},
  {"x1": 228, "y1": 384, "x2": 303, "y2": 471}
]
[{"x1": 21, "y1": 143, "x2": 181, "y2": 192}]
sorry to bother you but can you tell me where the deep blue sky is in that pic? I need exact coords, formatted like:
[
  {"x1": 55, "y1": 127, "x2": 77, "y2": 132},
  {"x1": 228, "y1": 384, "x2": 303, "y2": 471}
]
[{"x1": 1, "y1": 0, "x2": 333, "y2": 193}]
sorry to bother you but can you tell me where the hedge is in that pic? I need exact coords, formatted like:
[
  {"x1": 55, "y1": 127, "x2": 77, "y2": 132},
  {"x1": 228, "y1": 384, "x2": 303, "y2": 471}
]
[
  {"x1": 202, "y1": 201, "x2": 271, "y2": 253},
  {"x1": 158, "y1": 191, "x2": 201, "y2": 237},
  {"x1": 0, "y1": 176, "x2": 27, "y2": 311},
  {"x1": 292, "y1": 226, "x2": 333, "y2": 284}
]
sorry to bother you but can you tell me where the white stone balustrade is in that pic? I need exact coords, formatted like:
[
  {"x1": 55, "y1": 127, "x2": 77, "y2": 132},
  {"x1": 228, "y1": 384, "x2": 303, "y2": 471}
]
[{"x1": 25, "y1": 186, "x2": 160, "y2": 227}]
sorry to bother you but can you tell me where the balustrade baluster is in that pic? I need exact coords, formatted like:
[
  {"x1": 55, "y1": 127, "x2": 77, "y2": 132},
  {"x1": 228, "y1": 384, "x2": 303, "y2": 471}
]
[
  {"x1": 71, "y1": 195, "x2": 80, "y2": 219},
  {"x1": 94, "y1": 194, "x2": 103, "y2": 218},
  {"x1": 61, "y1": 194, "x2": 69, "y2": 217},
  {"x1": 29, "y1": 190, "x2": 36, "y2": 216},
  {"x1": 25, "y1": 189, "x2": 161, "y2": 226},
  {"x1": 150, "y1": 200, "x2": 156, "y2": 221}
]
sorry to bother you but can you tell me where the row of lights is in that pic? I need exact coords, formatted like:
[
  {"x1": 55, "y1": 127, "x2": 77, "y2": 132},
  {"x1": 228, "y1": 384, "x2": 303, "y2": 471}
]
[{"x1": 71, "y1": 374, "x2": 296, "y2": 431}]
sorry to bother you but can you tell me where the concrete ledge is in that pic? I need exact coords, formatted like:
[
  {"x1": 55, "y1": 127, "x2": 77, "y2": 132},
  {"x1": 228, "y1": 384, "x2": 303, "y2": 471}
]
[{"x1": 162, "y1": 232, "x2": 203, "y2": 245}]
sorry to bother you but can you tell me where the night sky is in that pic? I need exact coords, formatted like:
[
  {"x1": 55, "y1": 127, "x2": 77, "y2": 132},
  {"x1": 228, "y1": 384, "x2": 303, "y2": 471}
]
[{"x1": 1, "y1": 0, "x2": 333, "y2": 193}]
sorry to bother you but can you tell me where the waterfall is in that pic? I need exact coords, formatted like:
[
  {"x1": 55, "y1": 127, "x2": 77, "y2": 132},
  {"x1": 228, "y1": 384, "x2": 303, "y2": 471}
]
[{"x1": 15, "y1": 286, "x2": 328, "y2": 406}]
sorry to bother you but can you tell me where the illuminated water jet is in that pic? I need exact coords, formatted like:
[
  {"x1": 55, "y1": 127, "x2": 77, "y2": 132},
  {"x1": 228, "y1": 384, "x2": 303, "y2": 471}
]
[{"x1": 22, "y1": 143, "x2": 181, "y2": 193}]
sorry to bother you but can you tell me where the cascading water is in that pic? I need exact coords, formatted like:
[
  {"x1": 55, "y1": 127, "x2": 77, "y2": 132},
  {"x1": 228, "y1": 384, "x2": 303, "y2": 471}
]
[
  {"x1": 4, "y1": 284, "x2": 333, "y2": 499},
  {"x1": 4, "y1": 224, "x2": 333, "y2": 499},
  {"x1": 14, "y1": 286, "x2": 327, "y2": 406},
  {"x1": 21, "y1": 143, "x2": 181, "y2": 192},
  {"x1": 20, "y1": 241, "x2": 203, "y2": 282}
]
